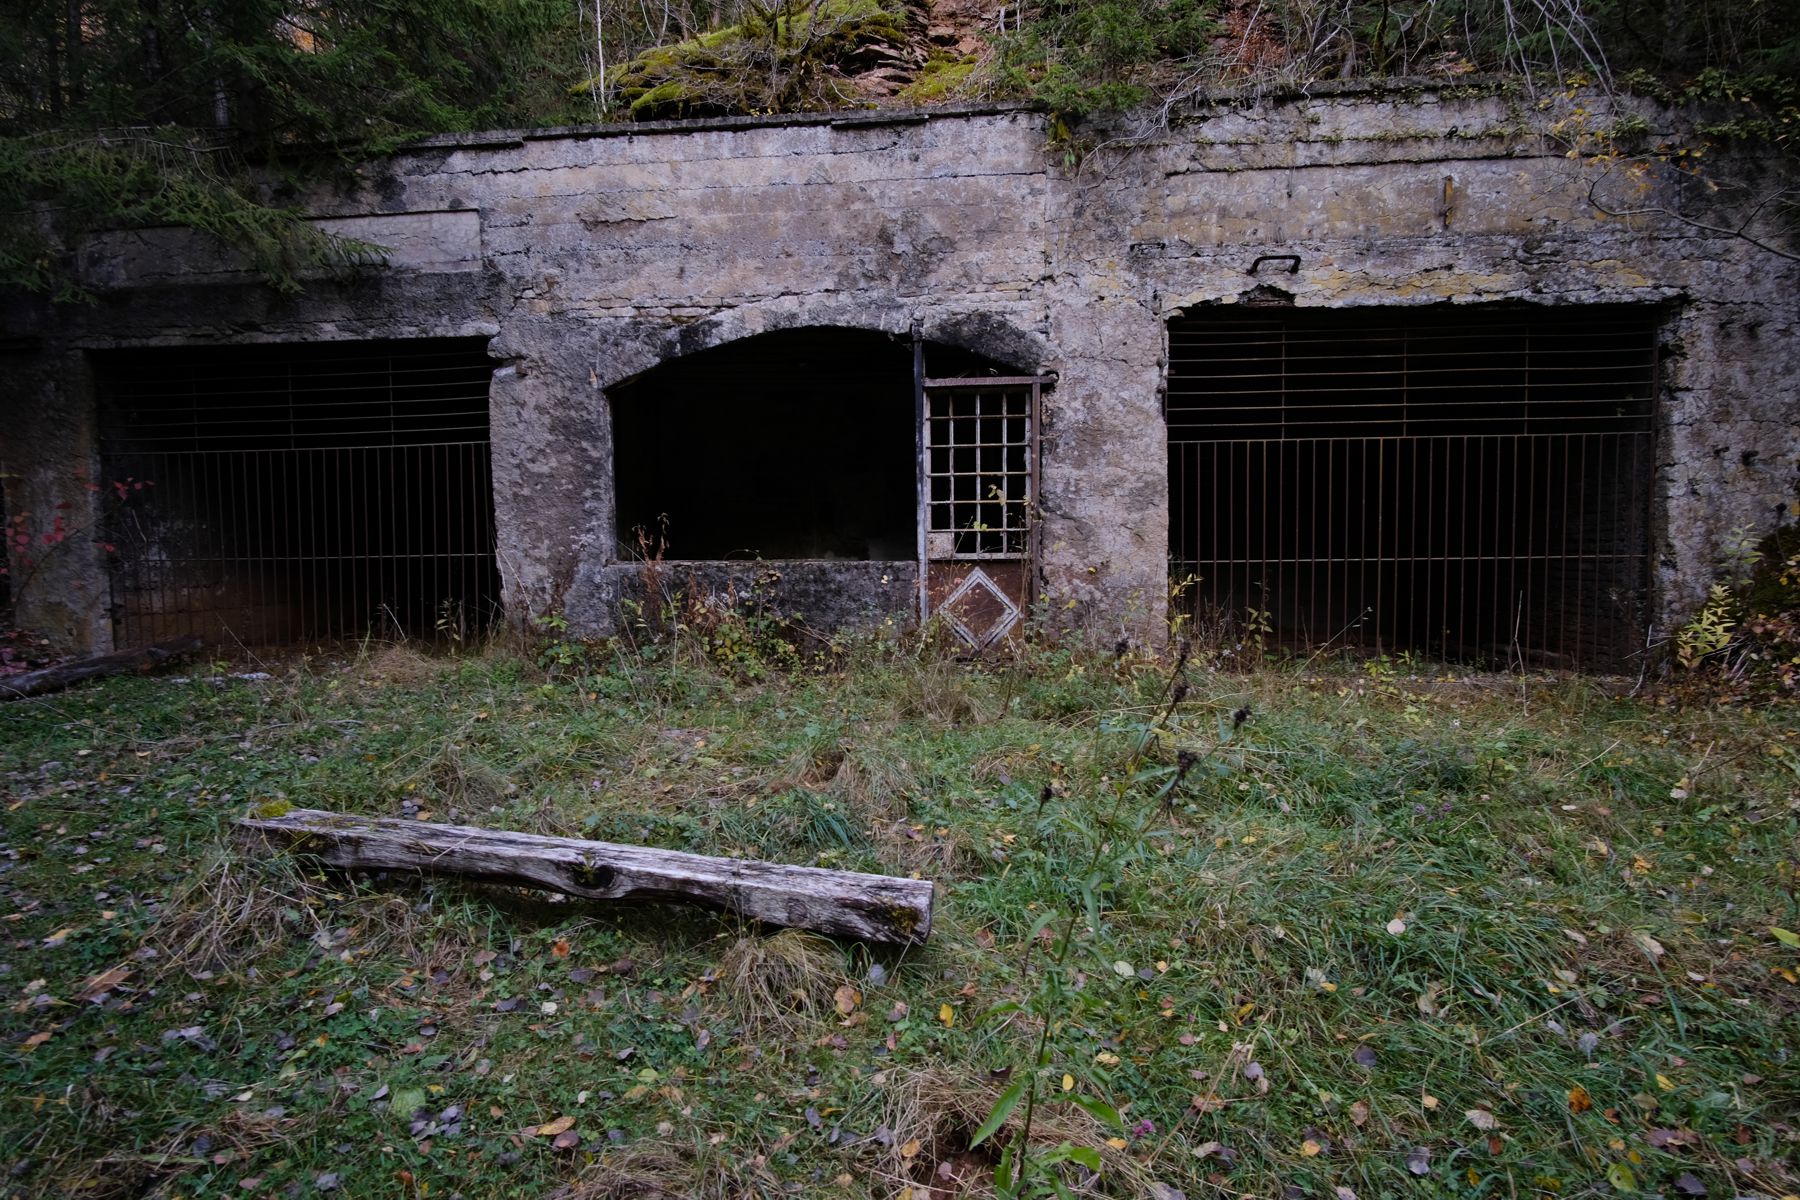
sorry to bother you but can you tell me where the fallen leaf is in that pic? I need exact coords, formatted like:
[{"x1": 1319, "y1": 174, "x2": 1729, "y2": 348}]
[
  {"x1": 1386, "y1": 918, "x2": 1407, "y2": 936},
  {"x1": 834, "y1": 985, "x2": 861, "y2": 1016},
  {"x1": 1465, "y1": 1108, "x2": 1498, "y2": 1131},
  {"x1": 551, "y1": 939, "x2": 570, "y2": 958},
  {"x1": 1352, "y1": 1045, "x2": 1377, "y2": 1069},
  {"x1": 1421, "y1": 1094, "x2": 1440, "y2": 1111},
  {"x1": 1630, "y1": 931, "x2": 1665, "y2": 961},
  {"x1": 1606, "y1": 1161, "x2": 1637, "y2": 1192},
  {"x1": 1769, "y1": 926, "x2": 1800, "y2": 949},
  {"x1": 900, "y1": 1138, "x2": 921, "y2": 1159},
  {"x1": 1672, "y1": 1172, "x2": 1704, "y2": 1195},
  {"x1": 1335, "y1": 1188, "x2": 1357, "y2": 1200},
  {"x1": 78, "y1": 965, "x2": 131, "y2": 1001},
  {"x1": 1569, "y1": 1086, "x2": 1593, "y2": 1113},
  {"x1": 1300, "y1": 1139, "x2": 1323, "y2": 1157},
  {"x1": 938, "y1": 1003, "x2": 954, "y2": 1028},
  {"x1": 1113, "y1": 961, "x2": 1135, "y2": 977},
  {"x1": 1105, "y1": 1137, "x2": 1128, "y2": 1150},
  {"x1": 1062, "y1": 1074, "x2": 1074, "y2": 1092},
  {"x1": 1406, "y1": 1146, "x2": 1432, "y2": 1176},
  {"x1": 1349, "y1": 1100, "x2": 1370, "y2": 1126},
  {"x1": 553, "y1": 1129, "x2": 580, "y2": 1150},
  {"x1": 535, "y1": 1115, "x2": 575, "y2": 1137},
  {"x1": 22, "y1": 1030, "x2": 52, "y2": 1050}
]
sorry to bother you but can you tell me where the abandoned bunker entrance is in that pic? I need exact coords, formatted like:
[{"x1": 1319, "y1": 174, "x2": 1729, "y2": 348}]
[
  {"x1": 1167, "y1": 304, "x2": 1658, "y2": 669},
  {"x1": 611, "y1": 326, "x2": 1047, "y2": 647},
  {"x1": 95, "y1": 339, "x2": 500, "y2": 647}
]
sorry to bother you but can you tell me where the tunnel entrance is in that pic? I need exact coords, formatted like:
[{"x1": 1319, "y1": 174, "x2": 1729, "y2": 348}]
[
  {"x1": 96, "y1": 339, "x2": 499, "y2": 647},
  {"x1": 611, "y1": 327, "x2": 1008, "y2": 562},
  {"x1": 1167, "y1": 305, "x2": 1658, "y2": 669}
]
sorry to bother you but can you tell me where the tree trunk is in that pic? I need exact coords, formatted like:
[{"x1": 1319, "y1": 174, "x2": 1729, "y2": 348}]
[
  {"x1": 0, "y1": 635, "x2": 203, "y2": 701},
  {"x1": 236, "y1": 808, "x2": 935, "y2": 945}
]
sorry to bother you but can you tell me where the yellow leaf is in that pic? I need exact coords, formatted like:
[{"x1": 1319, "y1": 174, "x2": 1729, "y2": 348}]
[
  {"x1": 1655, "y1": 1073, "x2": 1675, "y2": 1091},
  {"x1": 1301, "y1": 1139, "x2": 1323, "y2": 1156},
  {"x1": 1422, "y1": 1094, "x2": 1440, "y2": 1111},
  {"x1": 938, "y1": 1003, "x2": 954, "y2": 1028},
  {"x1": 1568, "y1": 1086, "x2": 1592, "y2": 1113},
  {"x1": 833, "y1": 985, "x2": 861, "y2": 1016},
  {"x1": 900, "y1": 1139, "x2": 921, "y2": 1159},
  {"x1": 1105, "y1": 1137, "x2": 1128, "y2": 1150},
  {"x1": 1062, "y1": 1074, "x2": 1074, "y2": 1092},
  {"x1": 535, "y1": 1115, "x2": 575, "y2": 1137},
  {"x1": 22, "y1": 1030, "x2": 52, "y2": 1050},
  {"x1": 1095, "y1": 1051, "x2": 1120, "y2": 1066}
]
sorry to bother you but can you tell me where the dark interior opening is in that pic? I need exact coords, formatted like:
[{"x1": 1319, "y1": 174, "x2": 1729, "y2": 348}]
[
  {"x1": 1167, "y1": 305, "x2": 1658, "y2": 669},
  {"x1": 95, "y1": 339, "x2": 499, "y2": 646},
  {"x1": 612, "y1": 328, "x2": 1012, "y2": 560}
]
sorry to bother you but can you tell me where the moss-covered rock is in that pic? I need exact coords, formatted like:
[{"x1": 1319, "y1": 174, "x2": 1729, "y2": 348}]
[{"x1": 600, "y1": 0, "x2": 927, "y2": 120}]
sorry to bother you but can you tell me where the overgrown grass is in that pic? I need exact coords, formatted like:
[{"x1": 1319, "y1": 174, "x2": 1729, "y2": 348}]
[{"x1": 0, "y1": 637, "x2": 1795, "y2": 1198}]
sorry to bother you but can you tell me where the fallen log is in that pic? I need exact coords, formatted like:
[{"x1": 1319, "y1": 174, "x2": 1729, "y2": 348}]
[
  {"x1": 235, "y1": 807, "x2": 934, "y2": 945},
  {"x1": 0, "y1": 635, "x2": 204, "y2": 701}
]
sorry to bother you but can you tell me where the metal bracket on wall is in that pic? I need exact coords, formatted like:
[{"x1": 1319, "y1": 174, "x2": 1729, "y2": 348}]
[{"x1": 1248, "y1": 254, "x2": 1301, "y2": 275}]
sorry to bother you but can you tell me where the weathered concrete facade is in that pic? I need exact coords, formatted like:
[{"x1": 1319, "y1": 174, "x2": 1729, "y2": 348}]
[{"x1": 4, "y1": 84, "x2": 1796, "y2": 655}]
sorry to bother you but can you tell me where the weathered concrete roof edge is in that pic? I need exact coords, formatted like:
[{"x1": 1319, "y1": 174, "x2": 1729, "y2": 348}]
[
  {"x1": 394, "y1": 76, "x2": 1539, "y2": 152},
  {"x1": 400, "y1": 101, "x2": 1044, "y2": 151}
]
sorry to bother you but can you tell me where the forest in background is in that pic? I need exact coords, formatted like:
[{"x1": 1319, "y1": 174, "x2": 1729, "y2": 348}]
[{"x1": 1, "y1": 0, "x2": 1796, "y2": 297}]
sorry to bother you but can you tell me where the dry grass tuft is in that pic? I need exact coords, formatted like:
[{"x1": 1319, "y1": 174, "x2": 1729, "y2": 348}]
[
  {"x1": 143, "y1": 848, "x2": 328, "y2": 977},
  {"x1": 716, "y1": 928, "x2": 847, "y2": 1033},
  {"x1": 406, "y1": 738, "x2": 514, "y2": 809},
  {"x1": 891, "y1": 655, "x2": 995, "y2": 725},
  {"x1": 550, "y1": 1139, "x2": 741, "y2": 1200},
  {"x1": 355, "y1": 642, "x2": 452, "y2": 688}
]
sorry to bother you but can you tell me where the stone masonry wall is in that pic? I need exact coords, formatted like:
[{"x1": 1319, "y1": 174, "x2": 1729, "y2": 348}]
[{"x1": 3, "y1": 88, "x2": 1795, "y2": 655}]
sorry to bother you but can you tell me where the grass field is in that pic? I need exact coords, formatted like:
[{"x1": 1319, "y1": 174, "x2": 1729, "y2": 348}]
[{"x1": 1, "y1": 635, "x2": 1796, "y2": 1199}]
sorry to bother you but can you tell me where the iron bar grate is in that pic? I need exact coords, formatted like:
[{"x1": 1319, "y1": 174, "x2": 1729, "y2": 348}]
[
  {"x1": 96, "y1": 339, "x2": 499, "y2": 647},
  {"x1": 926, "y1": 386, "x2": 1033, "y2": 559},
  {"x1": 1167, "y1": 306, "x2": 1658, "y2": 669}
]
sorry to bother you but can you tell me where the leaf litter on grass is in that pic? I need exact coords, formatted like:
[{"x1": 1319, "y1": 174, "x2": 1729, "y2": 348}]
[{"x1": 1, "y1": 644, "x2": 1797, "y2": 1198}]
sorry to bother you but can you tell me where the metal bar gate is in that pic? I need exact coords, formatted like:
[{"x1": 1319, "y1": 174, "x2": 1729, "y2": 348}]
[
  {"x1": 1166, "y1": 306, "x2": 1658, "y2": 669},
  {"x1": 96, "y1": 339, "x2": 499, "y2": 647}
]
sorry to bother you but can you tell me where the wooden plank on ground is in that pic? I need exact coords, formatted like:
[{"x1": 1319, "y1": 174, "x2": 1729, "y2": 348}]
[
  {"x1": 0, "y1": 635, "x2": 203, "y2": 701},
  {"x1": 235, "y1": 808, "x2": 934, "y2": 945}
]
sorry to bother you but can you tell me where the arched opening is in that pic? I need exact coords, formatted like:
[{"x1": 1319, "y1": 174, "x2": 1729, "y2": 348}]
[{"x1": 611, "y1": 327, "x2": 1012, "y2": 561}]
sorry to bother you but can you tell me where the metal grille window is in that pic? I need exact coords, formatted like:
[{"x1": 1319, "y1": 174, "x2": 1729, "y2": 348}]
[
  {"x1": 97, "y1": 339, "x2": 499, "y2": 646},
  {"x1": 926, "y1": 386, "x2": 1033, "y2": 558},
  {"x1": 1167, "y1": 306, "x2": 1657, "y2": 668}
]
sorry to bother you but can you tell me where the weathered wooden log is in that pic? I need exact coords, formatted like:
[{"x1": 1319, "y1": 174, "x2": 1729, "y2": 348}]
[
  {"x1": 0, "y1": 635, "x2": 204, "y2": 701},
  {"x1": 235, "y1": 807, "x2": 934, "y2": 945}
]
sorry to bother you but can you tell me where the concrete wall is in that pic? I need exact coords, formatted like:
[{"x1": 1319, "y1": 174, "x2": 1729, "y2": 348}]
[{"x1": 3, "y1": 86, "x2": 1795, "y2": 654}]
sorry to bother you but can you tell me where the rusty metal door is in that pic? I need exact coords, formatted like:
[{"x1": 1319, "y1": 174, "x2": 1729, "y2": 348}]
[{"x1": 916, "y1": 369, "x2": 1045, "y2": 648}]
